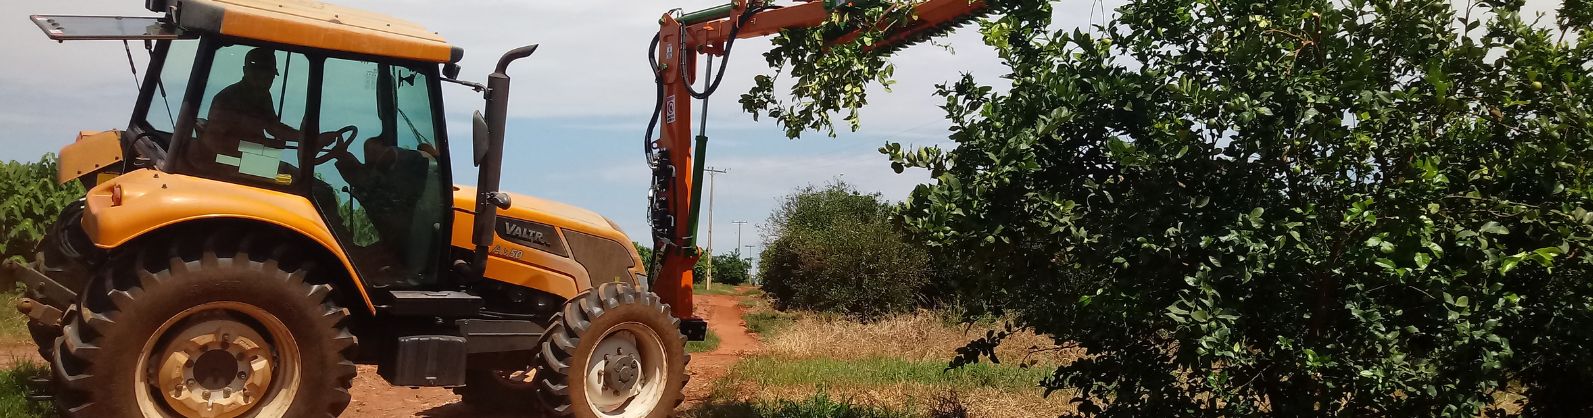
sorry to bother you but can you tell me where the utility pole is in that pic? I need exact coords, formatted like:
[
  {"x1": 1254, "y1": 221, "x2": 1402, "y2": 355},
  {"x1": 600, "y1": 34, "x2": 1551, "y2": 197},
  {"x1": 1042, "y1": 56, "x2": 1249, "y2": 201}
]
[
  {"x1": 744, "y1": 244, "x2": 757, "y2": 285},
  {"x1": 731, "y1": 221, "x2": 748, "y2": 257},
  {"x1": 731, "y1": 220, "x2": 749, "y2": 285},
  {"x1": 702, "y1": 167, "x2": 728, "y2": 290}
]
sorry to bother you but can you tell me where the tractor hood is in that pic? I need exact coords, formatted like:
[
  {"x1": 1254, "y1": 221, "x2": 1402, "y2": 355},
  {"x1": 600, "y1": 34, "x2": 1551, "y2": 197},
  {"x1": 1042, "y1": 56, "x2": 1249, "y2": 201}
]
[{"x1": 450, "y1": 185, "x2": 632, "y2": 247}]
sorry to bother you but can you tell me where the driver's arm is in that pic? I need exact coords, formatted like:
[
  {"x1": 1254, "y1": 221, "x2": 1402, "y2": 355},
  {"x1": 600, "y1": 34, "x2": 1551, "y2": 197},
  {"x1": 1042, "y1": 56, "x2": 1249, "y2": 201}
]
[{"x1": 262, "y1": 122, "x2": 302, "y2": 147}]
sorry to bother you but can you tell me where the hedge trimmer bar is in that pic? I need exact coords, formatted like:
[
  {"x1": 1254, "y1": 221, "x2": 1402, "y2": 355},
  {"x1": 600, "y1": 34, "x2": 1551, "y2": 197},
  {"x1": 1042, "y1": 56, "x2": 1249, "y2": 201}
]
[{"x1": 864, "y1": 0, "x2": 990, "y2": 54}]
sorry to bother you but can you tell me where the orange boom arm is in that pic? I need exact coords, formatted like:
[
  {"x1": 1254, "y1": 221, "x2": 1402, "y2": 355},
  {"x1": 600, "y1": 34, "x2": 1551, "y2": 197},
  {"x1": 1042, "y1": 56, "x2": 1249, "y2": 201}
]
[{"x1": 645, "y1": 0, "x2": 988, "y2": 325}]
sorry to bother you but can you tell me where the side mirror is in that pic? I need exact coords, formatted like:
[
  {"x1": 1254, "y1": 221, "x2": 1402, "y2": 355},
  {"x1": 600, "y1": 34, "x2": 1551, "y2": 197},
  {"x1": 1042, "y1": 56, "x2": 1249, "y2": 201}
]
[
  {"x1": 443, "y1": 63, "x2": 462, "y2": 80},
  {"x1": 472, "y1": 111, "x2": 490, "y2": 167}
]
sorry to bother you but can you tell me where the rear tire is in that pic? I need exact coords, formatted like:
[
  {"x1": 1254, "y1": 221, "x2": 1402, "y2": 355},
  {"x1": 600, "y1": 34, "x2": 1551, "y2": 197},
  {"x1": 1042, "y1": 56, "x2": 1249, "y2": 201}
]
[
  {"x1": 26, "y1": 200, "x2": 94, "y2": 361},
  {"x1": 49, "y1": 228, "x2": 359, "y2": 418},
  {"x1": 535, "y1": 282, "x2": 688, "y2": 418}
]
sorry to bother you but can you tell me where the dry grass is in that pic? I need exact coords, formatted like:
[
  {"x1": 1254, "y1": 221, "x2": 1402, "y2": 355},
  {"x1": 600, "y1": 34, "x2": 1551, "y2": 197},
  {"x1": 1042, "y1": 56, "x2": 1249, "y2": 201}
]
[
  {"x1": 702, "y1": 301, "x2": 1082, "y2": 418},
  {"x1": 761, "y1": 311, "x2": 1081, "y2": 368},
  {"x1": 713, "y1": 377, "x2": 1075, "y2": 418}
]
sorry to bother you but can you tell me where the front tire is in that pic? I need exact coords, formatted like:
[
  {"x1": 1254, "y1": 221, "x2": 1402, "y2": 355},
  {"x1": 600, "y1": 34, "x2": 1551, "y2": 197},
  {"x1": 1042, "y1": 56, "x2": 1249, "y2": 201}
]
[
  {"x1": 50, "y1": 229, "x2": 358, "y2": 418},
  {"x1": 536, "y1": 282, "x2": 687, "y2": 418}
]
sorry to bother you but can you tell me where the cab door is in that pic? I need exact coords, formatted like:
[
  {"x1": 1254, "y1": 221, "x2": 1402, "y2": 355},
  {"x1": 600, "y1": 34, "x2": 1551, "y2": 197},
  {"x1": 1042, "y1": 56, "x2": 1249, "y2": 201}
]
[{"x1": 308, "y1": 57, "x2": 450, "y2": 289}]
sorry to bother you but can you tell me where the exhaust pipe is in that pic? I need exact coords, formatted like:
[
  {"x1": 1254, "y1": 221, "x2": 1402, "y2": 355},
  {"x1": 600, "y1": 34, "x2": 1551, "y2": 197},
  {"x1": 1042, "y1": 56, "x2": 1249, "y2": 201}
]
[{"x1": 470, "y1": 44, "x2": 539, "y2": 278}]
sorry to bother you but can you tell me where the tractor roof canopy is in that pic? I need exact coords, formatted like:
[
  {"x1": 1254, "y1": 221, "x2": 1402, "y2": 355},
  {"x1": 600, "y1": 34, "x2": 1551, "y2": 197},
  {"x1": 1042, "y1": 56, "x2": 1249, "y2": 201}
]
[
  {"x1": 176, "y1": 0, "x2": 461, "y2": 63},
  {"x1": 37, "y1": 0, "x2": 461, "y2": 63}
]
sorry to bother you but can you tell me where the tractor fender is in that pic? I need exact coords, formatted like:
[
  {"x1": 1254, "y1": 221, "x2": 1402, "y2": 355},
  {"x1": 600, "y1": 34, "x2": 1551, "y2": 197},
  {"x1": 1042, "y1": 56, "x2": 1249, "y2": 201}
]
[
  {"x1": 80, "y1": 169, "x2": 376, "y2": 313},
  {"x1": 57, "y1": 130, "x2": 123, "y2": 186}
]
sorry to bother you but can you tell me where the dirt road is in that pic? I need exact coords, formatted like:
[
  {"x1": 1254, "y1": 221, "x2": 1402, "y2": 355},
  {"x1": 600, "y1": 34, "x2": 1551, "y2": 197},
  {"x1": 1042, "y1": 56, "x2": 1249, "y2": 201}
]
[
  {"x1": 339, "y1": 290, "x2": 760, "y2": 417},
  {"x1": 681, "y1": 291, "x2": 763, "y2": 407}
]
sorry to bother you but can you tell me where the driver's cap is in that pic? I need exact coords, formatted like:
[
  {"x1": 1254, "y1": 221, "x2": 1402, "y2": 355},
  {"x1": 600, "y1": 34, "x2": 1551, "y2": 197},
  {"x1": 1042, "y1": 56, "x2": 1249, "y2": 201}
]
[{"x1": 244, "y1": 48, "x2": 279, "y2": 75}]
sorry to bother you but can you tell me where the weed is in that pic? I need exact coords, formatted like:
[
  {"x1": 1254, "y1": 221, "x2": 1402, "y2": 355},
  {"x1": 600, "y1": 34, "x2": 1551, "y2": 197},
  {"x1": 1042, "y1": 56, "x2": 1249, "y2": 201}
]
[
  {"x1": 744, "y1": 310, "x2": 796, "y2": 336},
  {"x1": 688, "y1": 329, "x2": 722, "y2": 353},
  {"x1": 0, "y1": 362, "x2": 53, "y2": 418}
]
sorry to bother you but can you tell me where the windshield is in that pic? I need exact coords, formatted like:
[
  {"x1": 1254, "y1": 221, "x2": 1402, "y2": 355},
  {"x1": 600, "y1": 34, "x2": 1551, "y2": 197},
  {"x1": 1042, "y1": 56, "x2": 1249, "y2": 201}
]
[{"x1": 144, "y1": 41, "x2": 199, "y2": 133}]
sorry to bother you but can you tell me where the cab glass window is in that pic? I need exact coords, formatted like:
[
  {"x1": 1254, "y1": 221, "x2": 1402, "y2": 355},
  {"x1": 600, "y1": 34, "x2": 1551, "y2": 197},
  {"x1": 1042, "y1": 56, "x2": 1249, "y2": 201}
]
[
  {"x1": 144, "y1": 40, "x2": 197, "y2": 133},
  {"x1": 310, "y1": 58, "x2": 444, "y2": 288},
  {"x1": 179, "y1": 45, "x2": 309, "y2": 186}
]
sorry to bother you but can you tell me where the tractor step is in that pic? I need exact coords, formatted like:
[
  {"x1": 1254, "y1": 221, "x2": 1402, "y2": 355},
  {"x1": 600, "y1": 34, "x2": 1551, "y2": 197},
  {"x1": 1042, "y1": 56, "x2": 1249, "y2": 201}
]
[{"x1": 382, "y1": 291, "x2": 483, "y2": 317}]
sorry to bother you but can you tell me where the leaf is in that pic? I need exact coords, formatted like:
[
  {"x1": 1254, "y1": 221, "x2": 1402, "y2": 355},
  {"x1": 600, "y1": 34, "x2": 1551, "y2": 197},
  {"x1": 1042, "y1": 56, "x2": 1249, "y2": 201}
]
[
  {"x1": 1479, "y1": 221, "x2": 1510, "y2": 235},
  {"x1": 1499, "y1": 254, "x2": 1525, "y2": 275},
  {"x1": 1414, "y1": 252, "x2": 1432, "y2": 269}
]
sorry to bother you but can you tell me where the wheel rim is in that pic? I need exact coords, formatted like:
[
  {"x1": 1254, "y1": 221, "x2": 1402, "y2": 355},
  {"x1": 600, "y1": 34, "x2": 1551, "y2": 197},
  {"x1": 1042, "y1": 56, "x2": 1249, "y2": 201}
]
[
  {"x1": 136, "y1": 302, "x2": 301, "y2": 418},
  {"x1": 583, "y1": 322, "x2": 668, "y2": 418}
]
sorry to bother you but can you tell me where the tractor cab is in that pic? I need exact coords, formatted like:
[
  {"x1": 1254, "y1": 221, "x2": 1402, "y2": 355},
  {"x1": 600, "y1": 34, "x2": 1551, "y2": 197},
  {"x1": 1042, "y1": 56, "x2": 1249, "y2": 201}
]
[{"x1": 37, "y1": 0, "x2": 461, "y2": 291}]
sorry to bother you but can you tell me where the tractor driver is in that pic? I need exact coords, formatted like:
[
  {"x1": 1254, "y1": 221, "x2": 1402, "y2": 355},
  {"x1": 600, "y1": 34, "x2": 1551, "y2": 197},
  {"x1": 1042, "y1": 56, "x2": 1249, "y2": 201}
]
[
  {"x1": 331, "y1": 137, "x2": 440, "y2": 284},
  {"x1": 187, "y1": 47, "x2": 330, "y2": 178}
]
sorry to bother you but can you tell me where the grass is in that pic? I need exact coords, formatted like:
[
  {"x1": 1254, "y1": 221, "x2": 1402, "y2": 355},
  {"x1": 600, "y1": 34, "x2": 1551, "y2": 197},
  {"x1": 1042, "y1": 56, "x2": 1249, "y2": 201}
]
[
  {"x1": 0, "y1": 293, "x2": 31, "y2": 344},
  {"x1": 688, "y1": 329, "x2": 722, "y2": 353},
  {"x1": 0, "y1": 362, "x2": 51, "y2": 418},
  {"x1": 744, "y1": 310, "x2": 797, "y2": 336},
  {"x1": 728, "y1": 356, "x2": 1050, "y2": 391},
  {"x1": 686, "y1": 392, "x2": 915, "y2": 418},
  {"x1": 760, "y1": 311, "x2": 1077, "y2": 366},
  {"x1": 711, "y1": 295, "x2": 1076, "y2": 418},
  {"x1": 693, "y1": 284, "x2": 760, "y2": 297},
  {"x1": 707, "y1": 355, "x2": 1072, "y2": 418}
]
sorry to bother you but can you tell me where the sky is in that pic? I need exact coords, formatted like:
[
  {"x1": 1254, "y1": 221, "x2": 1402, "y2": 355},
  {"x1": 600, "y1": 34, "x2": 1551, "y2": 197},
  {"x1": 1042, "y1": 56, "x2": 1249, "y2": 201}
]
[{"x1": 0, "y1": 0, "x2": 1563, "y2": 266}]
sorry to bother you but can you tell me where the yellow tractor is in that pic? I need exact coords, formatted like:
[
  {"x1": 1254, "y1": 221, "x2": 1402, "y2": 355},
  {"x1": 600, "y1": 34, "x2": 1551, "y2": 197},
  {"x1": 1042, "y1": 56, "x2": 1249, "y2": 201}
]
[
  {"x1": 8, "y1": 1, "x2": 694, "y2": 417},
  {"x1": 8, "y1": 0, "x2": 992, "y2": 416}
]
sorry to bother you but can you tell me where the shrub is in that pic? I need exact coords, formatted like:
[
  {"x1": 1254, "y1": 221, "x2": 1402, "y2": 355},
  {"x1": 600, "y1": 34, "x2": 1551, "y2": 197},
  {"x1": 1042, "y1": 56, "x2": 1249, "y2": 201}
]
[
  {"x1": 704, "y1": 253, "x2": 753, "y2": 286},
  {"x1": 758, "y1": 182, "x2": 928, "y2": 317}
]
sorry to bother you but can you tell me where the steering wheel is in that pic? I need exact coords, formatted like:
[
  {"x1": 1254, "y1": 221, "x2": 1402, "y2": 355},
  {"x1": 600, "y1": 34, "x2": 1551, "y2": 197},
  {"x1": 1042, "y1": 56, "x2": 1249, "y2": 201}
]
[{"x1": 312, "y1": 125, "x2": 359, "y2": 165}]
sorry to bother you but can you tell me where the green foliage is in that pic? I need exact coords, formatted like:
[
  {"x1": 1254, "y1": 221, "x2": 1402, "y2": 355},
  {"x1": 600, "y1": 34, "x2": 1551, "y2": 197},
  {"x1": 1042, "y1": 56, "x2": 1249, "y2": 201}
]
[
  {"x1": 758, "y1": 182, "x2": 929, "y2": 317},
  {"x1": 741, "y1": 1, "x2": 915, "y2": 138},
  {"x1": 703, "y1": 253, "x2": 753, "y2": 286},
  {"x1": 0, "y1": 362, "x2": 54, "y2": 418},
  {"x1": 1, "y1": 155, "x2": 84, "y2": 264},
  {"x1": 688, "y1": 392, "x2": 913, "y2": 418},
  {"x1": 634, "y1": 242, "x2": 654, "y2": 271},
  {"x1": 858, "y1": 0, "x2": 1593, "y2": 416}
]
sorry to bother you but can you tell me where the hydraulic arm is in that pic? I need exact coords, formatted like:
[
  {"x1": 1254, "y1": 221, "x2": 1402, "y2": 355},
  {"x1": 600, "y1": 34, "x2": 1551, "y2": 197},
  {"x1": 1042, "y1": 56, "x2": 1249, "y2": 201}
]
[{"x1": 645, "y1": 0, "x2": 990, "y2": 321}]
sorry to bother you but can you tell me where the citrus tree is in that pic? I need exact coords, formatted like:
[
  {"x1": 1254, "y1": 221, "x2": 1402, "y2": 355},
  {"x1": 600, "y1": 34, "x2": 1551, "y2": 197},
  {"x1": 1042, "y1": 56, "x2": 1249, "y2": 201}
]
[
  {"x1": 891, "y1": 0, "x2": 1591, "y2": 415},
  {"x1": 755, "y1": 0, "x2": 1593, "y2": 415}
]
